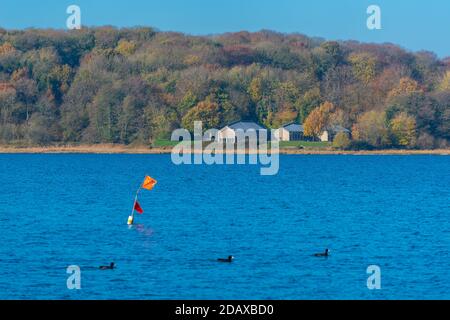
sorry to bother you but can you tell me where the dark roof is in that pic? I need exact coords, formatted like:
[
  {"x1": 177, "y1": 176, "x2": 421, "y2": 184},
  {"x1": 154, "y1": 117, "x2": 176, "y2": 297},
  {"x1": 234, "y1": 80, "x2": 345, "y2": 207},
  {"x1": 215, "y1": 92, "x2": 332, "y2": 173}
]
[
  {"x1": 226, "y1": 121, "x2": 265, "y2": 131},
  {"x1": 282, "y1": 122, "x2": 304, "y2": 132}
]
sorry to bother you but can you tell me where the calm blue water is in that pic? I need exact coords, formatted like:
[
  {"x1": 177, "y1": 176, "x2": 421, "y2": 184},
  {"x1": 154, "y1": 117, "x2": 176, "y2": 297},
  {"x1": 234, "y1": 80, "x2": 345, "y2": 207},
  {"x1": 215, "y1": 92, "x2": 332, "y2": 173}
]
[{"x1": 0, "y1": 154, "x2": 449, "y2": 300}]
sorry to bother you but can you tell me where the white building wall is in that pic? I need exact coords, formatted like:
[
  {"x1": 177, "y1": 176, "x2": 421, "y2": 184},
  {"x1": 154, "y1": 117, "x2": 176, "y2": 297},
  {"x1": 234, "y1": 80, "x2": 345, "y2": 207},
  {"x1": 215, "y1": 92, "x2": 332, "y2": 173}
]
[
  {"x1": 320, "y1": 130, "x2": 329, "y2": 142},
  {"x1": 283, "y1": 128, "x2": 291, "y2": 141},
  {"x1": 274, "y1": 128, "x2": 290, "y2": 141},
  {"x1": 217, "y1": 127, "x2": 236, "y2": 143}
]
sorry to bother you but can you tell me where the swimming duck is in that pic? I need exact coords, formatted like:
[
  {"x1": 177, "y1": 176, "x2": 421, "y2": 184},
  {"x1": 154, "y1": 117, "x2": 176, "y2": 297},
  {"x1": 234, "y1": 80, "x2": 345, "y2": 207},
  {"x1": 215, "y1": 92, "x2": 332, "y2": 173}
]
[
  {"x1": 99, "y1": 262, "x2": 115, "y2": 270},
  {"x1": 217, "y1": 256, "x2": 234, "y2": 263},
  {"x1": 314, "y1": 249, "x2": 329, "y2": 257}
]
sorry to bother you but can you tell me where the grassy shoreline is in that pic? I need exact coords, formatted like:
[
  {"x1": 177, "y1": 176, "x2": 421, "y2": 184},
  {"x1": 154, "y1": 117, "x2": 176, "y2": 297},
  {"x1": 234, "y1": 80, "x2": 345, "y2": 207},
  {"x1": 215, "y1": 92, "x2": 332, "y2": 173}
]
[{"x1": 0, "y1": 144, "x2": 449, "y2": 155}]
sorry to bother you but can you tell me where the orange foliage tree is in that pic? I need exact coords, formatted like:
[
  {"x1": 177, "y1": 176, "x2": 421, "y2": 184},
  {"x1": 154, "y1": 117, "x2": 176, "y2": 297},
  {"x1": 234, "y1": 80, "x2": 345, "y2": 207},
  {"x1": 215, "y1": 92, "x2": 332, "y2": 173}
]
[
  {"x1": 303, "y1": 101, "x2": 338, "y2": 138},
  {"x1": 388, "y1": 77, "x2": 422, "y2": 99}
]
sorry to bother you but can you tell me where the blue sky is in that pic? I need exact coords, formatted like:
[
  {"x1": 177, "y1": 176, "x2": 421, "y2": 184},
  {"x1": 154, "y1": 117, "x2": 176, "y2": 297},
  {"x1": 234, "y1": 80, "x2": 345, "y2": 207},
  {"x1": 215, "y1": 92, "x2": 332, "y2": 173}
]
[{"x1": 0, "y1": 0, "x2": 448, "y2": 57}]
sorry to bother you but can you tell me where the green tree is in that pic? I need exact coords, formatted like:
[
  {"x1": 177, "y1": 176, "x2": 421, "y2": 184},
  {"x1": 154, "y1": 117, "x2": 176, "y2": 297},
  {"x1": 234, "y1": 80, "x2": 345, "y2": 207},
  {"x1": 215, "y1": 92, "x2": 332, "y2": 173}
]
[
  {"x1": 297, "y1": 88, "x2": 322, "y2": 123},
  {"x1": 178, "y1": 91, "x2": 198, "y2": 114},
  {"x1": 181, "y1": 100, "x2": 220, "y2": 132},
  {"x1": 348, "y1": 52, "x2": 377, "y2": 85}
]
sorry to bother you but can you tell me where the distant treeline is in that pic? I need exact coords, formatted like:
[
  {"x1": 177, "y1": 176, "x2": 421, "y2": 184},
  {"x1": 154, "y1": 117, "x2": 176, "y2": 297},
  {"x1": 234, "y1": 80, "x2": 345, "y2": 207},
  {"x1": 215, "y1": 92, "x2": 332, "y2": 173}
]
[{"x1": 0, "y1": 27, "x2": 449, "y2": 149}]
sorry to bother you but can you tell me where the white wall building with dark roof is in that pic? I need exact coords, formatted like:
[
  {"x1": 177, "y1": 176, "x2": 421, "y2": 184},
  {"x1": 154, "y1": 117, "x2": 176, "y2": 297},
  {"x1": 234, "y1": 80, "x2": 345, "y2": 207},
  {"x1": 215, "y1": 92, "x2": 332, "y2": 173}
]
[
  {"x1": 217, "y1": 121, "x2": 267, "y2": 143},
  {"x1": 274, "y1": 122, "x2": 304, "y2": 141}
]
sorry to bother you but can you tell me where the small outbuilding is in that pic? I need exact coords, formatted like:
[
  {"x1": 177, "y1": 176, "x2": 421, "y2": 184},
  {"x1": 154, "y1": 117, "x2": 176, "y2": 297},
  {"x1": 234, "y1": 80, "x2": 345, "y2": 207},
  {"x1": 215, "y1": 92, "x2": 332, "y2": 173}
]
[{"x1": 320, "y1": 125, "x2": 351, "y2": 142}]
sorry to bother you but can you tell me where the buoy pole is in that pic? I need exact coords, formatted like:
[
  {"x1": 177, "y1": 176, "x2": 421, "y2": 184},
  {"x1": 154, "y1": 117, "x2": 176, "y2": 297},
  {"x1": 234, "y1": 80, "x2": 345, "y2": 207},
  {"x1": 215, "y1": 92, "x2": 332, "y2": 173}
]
[{"x1": 128, "y1": 187, "x2": 141, "y2": 225}]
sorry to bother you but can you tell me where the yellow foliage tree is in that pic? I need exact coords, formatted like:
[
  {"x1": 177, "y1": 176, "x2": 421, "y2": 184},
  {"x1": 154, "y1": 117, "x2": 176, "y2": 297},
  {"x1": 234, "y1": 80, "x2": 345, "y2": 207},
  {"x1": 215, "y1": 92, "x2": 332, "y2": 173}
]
[
  {"x1": 390, "y1": 112, "x2": 417, "y2": 147},
  {"x1": 438, "y1": 71, "x2": 450, "y2": 92},
  {"x1": 184, "y1": 54, "x2": 201, "y2": 66},
  {"x1": 349, "y1": 52, "x2": 377, "y2": 84},
  {"x1": 116, "y1": 40, "x2": 137, "y2": 56},
  {"x1": 248, "y1": 77, "x2": 263, "y2": 103},
  {"x1": 388, "y1": 77, "x2": 422, "y2": 98}
]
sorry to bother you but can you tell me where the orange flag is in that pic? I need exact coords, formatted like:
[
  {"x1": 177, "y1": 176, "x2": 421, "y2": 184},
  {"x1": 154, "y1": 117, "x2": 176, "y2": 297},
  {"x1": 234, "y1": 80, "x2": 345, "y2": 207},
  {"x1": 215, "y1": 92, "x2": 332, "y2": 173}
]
[{"x1": 142, "y1": 176, "x2": 157, "y2": 190}]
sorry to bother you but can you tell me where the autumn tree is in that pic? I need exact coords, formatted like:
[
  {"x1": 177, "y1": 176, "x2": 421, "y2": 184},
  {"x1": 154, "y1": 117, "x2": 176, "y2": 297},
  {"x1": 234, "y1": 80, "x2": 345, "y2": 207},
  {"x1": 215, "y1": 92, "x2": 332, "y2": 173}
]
[
  {"x1": 352, "y1": 111, "x2": 390, "y2": 148},
  {"x1": 333, "y1": 131, "x2": 351, "y2": 150},
  {"x1": 303, "y1": 101, "x2": 343, "y2": 139},
  {"x1": 0, "y1": 88, "x2": 18, "y2": 141},
  {"x1": 248, "y1": 76, "x2": 266, "y2": 103},
  {"x1": 272, "y1": 110, "x2": 297, "y2": 128},
  {"x1": 388, "y1": 77, "x2": 422, "y2": 99},
  {"x1": 146, "y1": 107, "x2": 177, "y2": 141},
  {"x1": 181, "y1": 100, "x2": 220, "y2": 132},
  {"x1": 390, "y1": 93, "x2": 438, "y2": 135},
  {"x1": 26, "y1": 113, "x2": 56, "y2": 145},
  {"x1": 304, "y1": 106, "x2": 325, "y2": 138},
  {"x1": 177, "y1": 91, "x2": 198, "y2": 115},
  {"x1": 348, "y1": 52, "x2": 377, "y2": 85},
  {"x1": 116, "y1": 39, "x2": 137, "y2": 56},
  {"x1": 438, "y1": 71, "x2": 450, "y2": 92},
  {"x1": 390, "y1": 112, "x2": 417, "y2": 147}
]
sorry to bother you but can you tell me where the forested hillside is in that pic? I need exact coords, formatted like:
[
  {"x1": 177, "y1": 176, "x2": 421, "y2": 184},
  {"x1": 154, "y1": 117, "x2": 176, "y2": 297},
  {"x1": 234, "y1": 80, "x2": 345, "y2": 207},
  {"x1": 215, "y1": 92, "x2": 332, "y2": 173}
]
[{"x1": 0, "y1": 27, "x2": 449, "y2": 148}]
